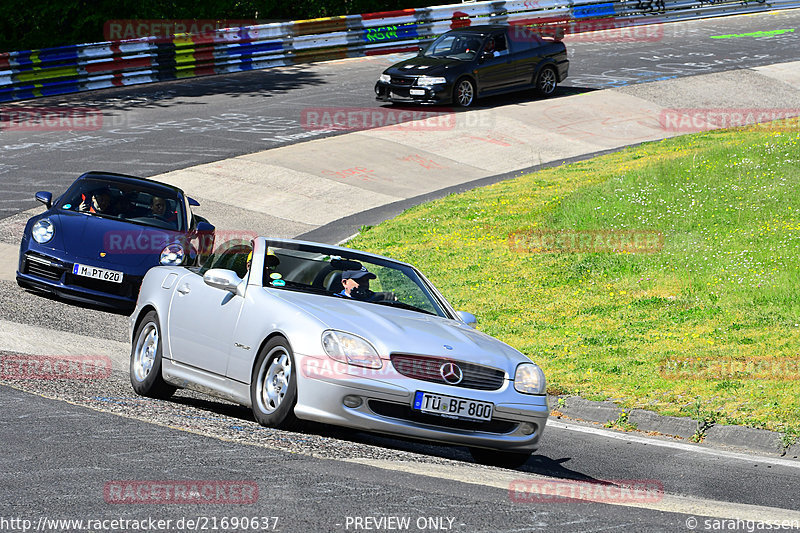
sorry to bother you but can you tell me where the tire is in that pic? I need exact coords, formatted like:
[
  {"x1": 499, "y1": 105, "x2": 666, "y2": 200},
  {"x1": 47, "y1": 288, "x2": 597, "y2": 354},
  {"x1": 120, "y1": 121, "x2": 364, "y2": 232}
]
[
  {"x1": 453, "y1": 78, "x2": 476, "y2": 107},
  {"x1": 130, "y1": 311, "x2": 176, "y2": 399},
  {"x1": 250, "y1": 337, "x2": 299, "y2": 429},
  {"x1": 535, "y1": 66, "x2": 558, "y2": 97},
  {"x1": 469, "y1": 447, "x2": 532, "y2": 468}
]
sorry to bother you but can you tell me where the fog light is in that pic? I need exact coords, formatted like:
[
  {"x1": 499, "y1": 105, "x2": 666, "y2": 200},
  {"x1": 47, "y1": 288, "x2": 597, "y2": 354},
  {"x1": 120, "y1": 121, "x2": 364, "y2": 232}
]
[
  {"x1": 519, "y1": 422, "x2": 535, "y2": 435},
  {"x1": 343, "y1": 395, "x2": 363, "y2": 408}
]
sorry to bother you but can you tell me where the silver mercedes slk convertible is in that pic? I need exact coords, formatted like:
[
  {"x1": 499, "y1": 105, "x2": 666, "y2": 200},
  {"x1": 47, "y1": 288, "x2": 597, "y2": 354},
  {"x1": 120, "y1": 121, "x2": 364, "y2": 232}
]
[{"x1": 129, "y1": 236, "x2": 549, "y2": 467}]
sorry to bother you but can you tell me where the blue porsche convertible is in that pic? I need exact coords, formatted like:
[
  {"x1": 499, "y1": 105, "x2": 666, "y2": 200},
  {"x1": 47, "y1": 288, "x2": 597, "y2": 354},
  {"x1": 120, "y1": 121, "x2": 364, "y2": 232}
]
[{"x1": 16, "y1": 171, "x2": 214, "y2": 310}]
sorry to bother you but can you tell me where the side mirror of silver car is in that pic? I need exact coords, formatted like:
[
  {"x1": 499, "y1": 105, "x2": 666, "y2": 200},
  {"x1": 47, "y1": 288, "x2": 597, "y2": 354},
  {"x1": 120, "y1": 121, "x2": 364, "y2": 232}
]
[
  {"x1": 203, "y1": 268, "x2": 243, "y2": 295},
  {"x1": 456, "y1": 311, "x2": 477, "y2": 328}
]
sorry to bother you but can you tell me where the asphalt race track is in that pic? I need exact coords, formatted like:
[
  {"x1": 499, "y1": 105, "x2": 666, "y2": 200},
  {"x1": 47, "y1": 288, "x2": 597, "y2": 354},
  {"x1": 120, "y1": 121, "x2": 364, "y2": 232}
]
[
  {"x1": 1, "y1": 10, "x2": 800, "y2": 533},
  {"x1": 1, "y1": 11, "x2": 800, "y2": 219}
]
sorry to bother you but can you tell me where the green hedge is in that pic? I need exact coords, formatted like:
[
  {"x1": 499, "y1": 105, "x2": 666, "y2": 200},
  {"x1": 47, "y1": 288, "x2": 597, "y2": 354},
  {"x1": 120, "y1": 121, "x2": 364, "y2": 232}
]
[{"x1": 1, "y1": 0, "x2": 435, "y2": 53}]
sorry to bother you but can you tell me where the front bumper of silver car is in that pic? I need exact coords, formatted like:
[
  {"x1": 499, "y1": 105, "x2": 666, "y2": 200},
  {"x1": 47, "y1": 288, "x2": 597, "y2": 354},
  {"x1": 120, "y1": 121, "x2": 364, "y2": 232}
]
[{"x1": 294, "y1": 353, "x2": 549, "y2": 452}]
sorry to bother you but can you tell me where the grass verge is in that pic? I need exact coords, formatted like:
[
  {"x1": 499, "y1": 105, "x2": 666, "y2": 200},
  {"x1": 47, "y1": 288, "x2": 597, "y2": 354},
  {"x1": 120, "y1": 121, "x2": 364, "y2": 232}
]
[{"x1": 349, "y1": 123, "x2": 800, "y2": 436}]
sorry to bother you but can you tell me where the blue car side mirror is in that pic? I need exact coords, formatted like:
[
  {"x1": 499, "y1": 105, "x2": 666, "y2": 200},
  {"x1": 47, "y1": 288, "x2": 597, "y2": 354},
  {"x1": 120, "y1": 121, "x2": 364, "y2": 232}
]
[
  {"x1": 35, "y1": 191, "x2": 52, "y2": 209},
  {"x1": 195, "y1": 221, "x2": 214, "y2": 233},
  {"x1": 187, "y1": 196, "x2": 200, "y2": 207}
]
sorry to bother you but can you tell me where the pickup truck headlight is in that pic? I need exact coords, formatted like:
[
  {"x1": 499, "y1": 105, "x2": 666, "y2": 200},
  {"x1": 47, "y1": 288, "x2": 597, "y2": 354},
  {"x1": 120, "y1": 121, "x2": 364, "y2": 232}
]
[
  {"x1": 32, "y1": 219, "x2": 54, "y2": 244},
  {"x1": 322, "y1": 330, "x2": 382, "y2": 369},
  {"x1": 514, "y1": 363, "x2": 546, "y2": 395},
  {"x1": 415, "y1": 76, "x2": 447, "y2": 86}
]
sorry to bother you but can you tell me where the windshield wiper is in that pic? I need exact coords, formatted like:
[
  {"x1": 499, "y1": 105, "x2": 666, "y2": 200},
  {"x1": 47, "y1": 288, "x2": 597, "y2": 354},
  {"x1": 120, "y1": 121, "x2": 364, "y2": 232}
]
[{"x1": 371, "y1": 299, "x2": 436, "y2": 316}]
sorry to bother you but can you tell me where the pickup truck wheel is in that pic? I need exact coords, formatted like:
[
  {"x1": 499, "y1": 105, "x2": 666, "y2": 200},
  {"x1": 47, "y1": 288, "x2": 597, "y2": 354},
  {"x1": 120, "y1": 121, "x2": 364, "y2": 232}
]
[
  {"x1": 535, "y1": 66, "x2": 558, "y2": 97},
  {"x1": 454, "y1": 78, "x2": 475, "y2": 107}
]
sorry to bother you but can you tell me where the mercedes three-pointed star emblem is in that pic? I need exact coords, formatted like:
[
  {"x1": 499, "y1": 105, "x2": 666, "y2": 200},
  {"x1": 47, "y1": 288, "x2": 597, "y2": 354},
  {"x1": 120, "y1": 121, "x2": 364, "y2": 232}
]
[{"x1": 439, "y1": 362, "x2": 463, "y2": 385}]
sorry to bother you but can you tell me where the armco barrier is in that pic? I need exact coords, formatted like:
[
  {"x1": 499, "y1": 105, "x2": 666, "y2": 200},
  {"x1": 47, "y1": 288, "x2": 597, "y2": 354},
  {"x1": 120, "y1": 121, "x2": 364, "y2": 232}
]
[{"x1": 0, "y1": 0, "x2": 798, "y2": 103}]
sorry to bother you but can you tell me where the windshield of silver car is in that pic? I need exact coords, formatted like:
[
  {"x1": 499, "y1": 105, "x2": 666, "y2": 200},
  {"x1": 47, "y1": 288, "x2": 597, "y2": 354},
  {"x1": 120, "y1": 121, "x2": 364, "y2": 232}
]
[{"x1": 260, "y1": 245, "x2": 448, "y2": 318}]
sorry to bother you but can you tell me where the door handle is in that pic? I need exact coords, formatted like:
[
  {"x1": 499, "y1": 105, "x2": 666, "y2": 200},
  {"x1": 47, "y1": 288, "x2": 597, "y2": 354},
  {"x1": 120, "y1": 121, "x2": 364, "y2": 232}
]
[{"x1": 177, "y1": 284, "x2": 191, "y2": 295}]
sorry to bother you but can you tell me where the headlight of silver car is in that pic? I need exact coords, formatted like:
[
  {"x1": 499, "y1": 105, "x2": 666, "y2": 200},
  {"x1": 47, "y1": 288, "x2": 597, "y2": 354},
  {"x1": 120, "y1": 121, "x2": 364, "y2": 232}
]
[
  {"x1": 379, "y1": 73, "x2": 390, "y2": 83},
  {"x1": 159, "y1": 243, "x2": 185, "y2": 265},
  {"x1": 321, "y1": 330, "x2": 382, "y2": 369},
  {"x1": 514, "y1": 363, "x2": 546, "y2": 395},
  {"x1": 415, "y1": 76, "x2": 446, "y2": 86},
  {"x1": 31, "y1": 219, "x2": 54, "y2": 244}
]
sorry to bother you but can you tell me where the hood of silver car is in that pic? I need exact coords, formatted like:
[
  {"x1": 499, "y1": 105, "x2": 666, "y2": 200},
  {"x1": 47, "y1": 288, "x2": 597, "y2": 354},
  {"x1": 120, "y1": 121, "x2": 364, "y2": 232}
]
[{"x1": 271, "y1": 290, "x2": 528, "y2": 373}]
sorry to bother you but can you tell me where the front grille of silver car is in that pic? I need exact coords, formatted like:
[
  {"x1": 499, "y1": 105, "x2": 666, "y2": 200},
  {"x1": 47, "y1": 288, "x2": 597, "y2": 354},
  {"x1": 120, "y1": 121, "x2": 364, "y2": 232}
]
[
  {"x1": 368, "y1": 400, "x2": 517, "y2": 434},
  {"x1": 390, "y1": 354, "x2": 506, "y2": 391}
]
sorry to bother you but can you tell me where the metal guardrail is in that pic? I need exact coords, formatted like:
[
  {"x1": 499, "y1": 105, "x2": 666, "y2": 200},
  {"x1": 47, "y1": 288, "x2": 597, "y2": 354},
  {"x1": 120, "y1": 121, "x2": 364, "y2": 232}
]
[{"x1": 0, "y1": 0, "x2": 798, "y2": 103}]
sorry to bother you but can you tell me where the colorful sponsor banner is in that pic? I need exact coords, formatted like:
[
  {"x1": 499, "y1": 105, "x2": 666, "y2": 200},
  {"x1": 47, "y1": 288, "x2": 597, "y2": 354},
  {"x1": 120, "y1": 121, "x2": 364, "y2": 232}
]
[
  {"x1": 104, "y1": 20, "x2": 262, "y2": 40},
  {"x1": 572, "y1": 3, "x2": 616, "y2": 18}
]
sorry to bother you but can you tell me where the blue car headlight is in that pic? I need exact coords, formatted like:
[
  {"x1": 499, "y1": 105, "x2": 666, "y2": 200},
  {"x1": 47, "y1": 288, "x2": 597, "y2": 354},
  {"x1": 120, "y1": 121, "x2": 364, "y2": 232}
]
[
  {"x1": 378, "y1": 74, "x2": 390, "y2": 83},
  {"x1": 514, "y1": 363, "x2": 547, "y2": 395},
  {"x1": 321, "y1": 330, "x2": 382, "y2": 369},
  {"x1": 32, "y1": 219, "x2": 54, "y2": 244},
  {"x1": 160, "y1": 243, "x2": 185, "y2": 265}
]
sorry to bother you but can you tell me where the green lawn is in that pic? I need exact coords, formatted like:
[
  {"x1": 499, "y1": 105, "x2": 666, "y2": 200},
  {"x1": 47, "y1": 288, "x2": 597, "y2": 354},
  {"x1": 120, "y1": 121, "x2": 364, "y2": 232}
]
[{"x1": 349, "y1": 124, "x2": 800, "y2": 442}]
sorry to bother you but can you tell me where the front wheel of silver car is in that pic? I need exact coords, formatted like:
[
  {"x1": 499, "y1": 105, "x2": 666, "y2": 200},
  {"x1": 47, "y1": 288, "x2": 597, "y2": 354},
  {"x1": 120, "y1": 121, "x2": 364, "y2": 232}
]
[
  {"x1": 130, "y1": 311, "x2": 176, "y2": 399},
  {"x1": 469, "y1": 447, "x2": 532, "y2": 469},
  {"x1": 251, "y1": 337, "x2": 300, "y2": 429},
  {"x1": 535, "y1": 66, "x2": 558, "y2": 97},
  {"x1": 454, "y1": 78, "x2": 475, "y2": 107}
]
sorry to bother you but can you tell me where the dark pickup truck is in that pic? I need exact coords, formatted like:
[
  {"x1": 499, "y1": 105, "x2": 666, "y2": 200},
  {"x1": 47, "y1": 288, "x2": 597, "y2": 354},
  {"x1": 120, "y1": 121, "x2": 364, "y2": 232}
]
[{"x1": 375, "y1": 24, "x2": 569, "y2": 107}]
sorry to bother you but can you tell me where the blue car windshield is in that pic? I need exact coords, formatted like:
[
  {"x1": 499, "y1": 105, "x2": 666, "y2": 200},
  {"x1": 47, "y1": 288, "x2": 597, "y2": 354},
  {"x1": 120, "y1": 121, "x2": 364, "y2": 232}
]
[{"x1": 58, "y1": 178, "x2": 185, "y2": 231}]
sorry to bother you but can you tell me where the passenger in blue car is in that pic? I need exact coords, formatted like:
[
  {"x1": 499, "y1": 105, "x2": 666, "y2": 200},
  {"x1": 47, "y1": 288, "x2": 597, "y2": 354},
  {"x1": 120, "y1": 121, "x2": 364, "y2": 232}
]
[
  {"x1": 150, "y1": 196, "x2": 177, "y2": 223},
  {"x1": 79, "y1": 189, "x2": 113, "y2": 214}
]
